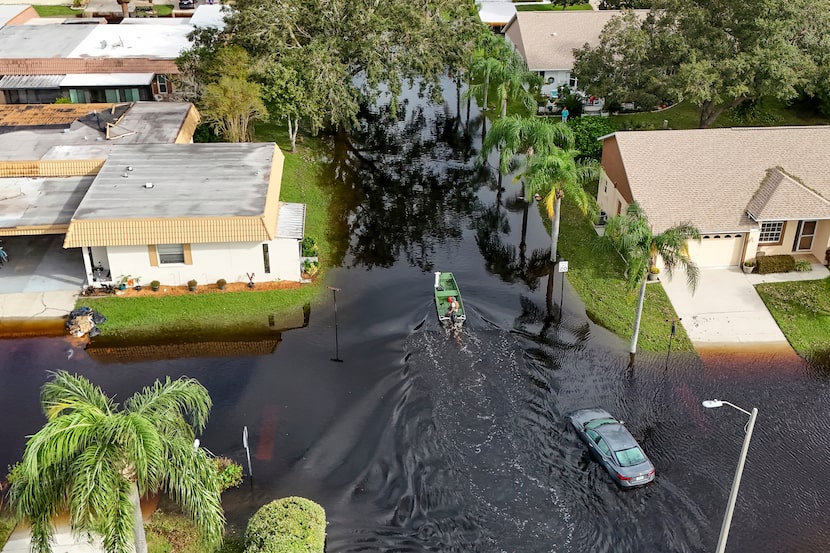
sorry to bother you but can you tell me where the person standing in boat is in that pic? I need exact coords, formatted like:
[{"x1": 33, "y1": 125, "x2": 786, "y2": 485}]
[{"x1": 446, "y1": 296, "x2": 459, "y2": 323}]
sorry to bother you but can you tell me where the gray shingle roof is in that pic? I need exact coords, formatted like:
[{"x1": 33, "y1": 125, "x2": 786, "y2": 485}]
[{"x1": 609, "y1": 126, "x2": 830, "y2": 233}]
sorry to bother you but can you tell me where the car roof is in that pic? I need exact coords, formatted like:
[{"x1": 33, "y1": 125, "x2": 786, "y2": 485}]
[{"x1": 593, "y1": 422, "x2": 639, "y2": 450}]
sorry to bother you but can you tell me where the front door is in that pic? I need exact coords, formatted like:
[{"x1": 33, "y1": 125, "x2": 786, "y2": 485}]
[{"x1": 794, "y1": 220, "x2": 817, "y2": 251}]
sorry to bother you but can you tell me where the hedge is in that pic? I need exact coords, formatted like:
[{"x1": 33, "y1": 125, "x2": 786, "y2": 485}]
[
  {"x1": 245, "y1": 497, "x2": 326, "y2": 553},
  {"x1": 756, "y1": 254, "x2": 796, "y2": 274}
]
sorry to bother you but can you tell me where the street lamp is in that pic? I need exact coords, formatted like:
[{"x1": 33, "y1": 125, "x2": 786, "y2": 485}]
[{"x1": 702, "y1": 399, "x2": 759, "y2": 553}]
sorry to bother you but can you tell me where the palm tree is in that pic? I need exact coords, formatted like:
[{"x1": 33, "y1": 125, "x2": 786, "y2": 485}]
[
  {"x1": 10, "y1": 372, "x2": 224, "y2": 553},
  {"x1": 480, "y1": 115, "x2": 573, "y2": 179},
  {"x1": 604, "y1": 202, "x2": 701, "y2": 354},
  {"x1": 467, "y1": 34, "x2": 540, "y2": 117},
  {"x1": 525, "y1": 147, "x2": 600, "y2": 264},
  {"x1": 494, "y1": 48, "x2": 541, "y2": 118}
]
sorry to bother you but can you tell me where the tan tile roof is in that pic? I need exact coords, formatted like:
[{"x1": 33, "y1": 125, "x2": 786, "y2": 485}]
[
  {"x1": 504, "y1": 10, "x2": 648, "y2": 71},
  {"x1": 608, "y1": 126, "x2": 830, "y2": 232},
  {"x1": 0, "y1": 103, "x2": 114, "y2": 127},
  {"x1": 0, "y1": 58, "x2": 178, "y2": 75},
  {"x1": 747, "y1": 167, "x2": 830, "y2": 220}
]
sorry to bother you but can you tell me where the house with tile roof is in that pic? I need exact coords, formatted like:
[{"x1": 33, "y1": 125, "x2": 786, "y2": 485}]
[
  {"x1": 503, "y1": 10, "x2": 647, "y2": 96},
  {"x1": 598, "y1": 127, "x2": 830, "y2": 268},
  {"x1": 0, "y1": 103, "x2": 306, "y2": 288},
  {"x1": 0, "y1": 22, "x2": 188, "y2": 104}
]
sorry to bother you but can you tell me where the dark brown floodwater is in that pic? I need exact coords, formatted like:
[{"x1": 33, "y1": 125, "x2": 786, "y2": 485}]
[{"x1": 1, "y1": 84, "x2": 828, "y2": 553}]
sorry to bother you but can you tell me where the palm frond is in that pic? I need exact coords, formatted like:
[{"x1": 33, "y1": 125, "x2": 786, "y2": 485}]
[
  {"x1": 41, "y1": 371, "x2": 113, "y2": 420},
  {"x1": 124, "y1": 377, "x2": 212, "y2": 433}
]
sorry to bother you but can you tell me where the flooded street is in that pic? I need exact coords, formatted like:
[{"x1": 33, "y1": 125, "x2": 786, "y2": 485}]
[{"x1": 1, "y1": 88, "x2": 829, "y2": 552}]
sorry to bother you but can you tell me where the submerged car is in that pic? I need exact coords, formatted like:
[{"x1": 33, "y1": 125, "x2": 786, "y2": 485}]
[{"x1": 569, "y1": 408, "x2": 655, "y2": 488}]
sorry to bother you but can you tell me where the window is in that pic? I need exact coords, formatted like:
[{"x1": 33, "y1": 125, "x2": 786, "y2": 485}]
[
  {"x1": 547, "y1": 76, "x2": 555, "y2": 84},
  {"x1": 568, "y1": 75, "x2": 578, "y2": 88},
  {"x1": 262, "y1": 244, "x2": 271, "y2": 273},
  {"x1": 155, "y1": 74, "x2": 168, "y2": 94},
  {"x1": 759, "y1": 221, "x2": 784, "y2": 244},
  {"x1": 157, "y1": 244, "x2": 185, "y2": 264},
  {"x1": 615, "y1": 446, "x2": 646, "y2": 467}
]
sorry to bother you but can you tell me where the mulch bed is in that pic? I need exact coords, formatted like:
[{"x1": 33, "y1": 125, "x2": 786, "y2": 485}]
[{"x1": 106, "y1": 279, "x2": 307, "y2": 298}]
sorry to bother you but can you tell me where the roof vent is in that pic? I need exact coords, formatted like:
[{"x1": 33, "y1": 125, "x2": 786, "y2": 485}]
[{"x1": 144, "y1": 182, "x2": 154, "y2": 189}]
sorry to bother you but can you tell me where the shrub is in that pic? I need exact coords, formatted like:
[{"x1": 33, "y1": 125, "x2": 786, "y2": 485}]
[
  {"x1": 568, "y1": 116, "x2": 616, "y2": 160},
  {"x1": 794, "y1": 259, "x2": 812, "y2": 272},
  {"x1": 302, "y1": 259, "x2": 319, "y2": 276},
  {"x1": 54, "y1": 97, "x2": 73, "y2": 104},
  {"x1": 187, "y1": 279, "x2": 198, "y2": 288},
  {"x1": 217, "y1": 278, "x2": 227, "y2": 289},
  {"x1": 301, "y1": 236, "x2": 318, "y2": 257},
  {"x1": 150, "y1": 280, "x2": 161, "y2": 289},
  {"x1": 214, "y1": 457, "x2": 243, "y2": 491},
  {"x1": 756, "y1": 254, "x2": 796, "y2": 274},
  {"x1": 245, "y1": 497, "x2": 326, "y2": 553}
]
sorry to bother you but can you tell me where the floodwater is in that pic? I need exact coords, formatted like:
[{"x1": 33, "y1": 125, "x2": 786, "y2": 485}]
[{"x1": 1, "y1": 87, "x2": 830, "y2": 553}]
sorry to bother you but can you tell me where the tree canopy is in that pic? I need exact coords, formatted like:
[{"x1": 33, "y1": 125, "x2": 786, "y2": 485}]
[
  {"x1": 573, "y1": 0, "x2": 814, "y2": 127},
  {"x1": 10, "y1": 372, "x2": 224, "y2": 553},
  {"x1": 182, "y1": 0, "x2": 483, "y2": 139}
]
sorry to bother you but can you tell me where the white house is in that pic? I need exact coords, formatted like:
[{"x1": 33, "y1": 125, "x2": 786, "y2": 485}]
[{"x1": 503, "y1": 10, "x2": 647, "y2": 97}]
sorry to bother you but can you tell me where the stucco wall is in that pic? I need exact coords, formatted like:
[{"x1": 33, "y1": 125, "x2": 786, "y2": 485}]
[
  {"x1": 596, "y1": 168, "x2": 628, "y2": 221},
  {"x1": 540, "y1": 70, "x2": 573, "y2": 96},
  {"x1": 103, "y1": 239, "x2": 301, "y2": 287}
]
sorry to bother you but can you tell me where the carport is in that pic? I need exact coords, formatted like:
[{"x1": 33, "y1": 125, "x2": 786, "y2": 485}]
[{"x1": 0, "y1": 175, "x2": 90, "y2": 294}]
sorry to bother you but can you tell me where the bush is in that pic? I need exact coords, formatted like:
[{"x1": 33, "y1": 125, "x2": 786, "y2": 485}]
[
  {"x1": 245, "y1": 497, "x2": 326, "y2": 553},
  {"x1": 217, "y1": 278, "x2": 227, "y2": 289},
  {"x1": 794, "y1": 259, "x2": 812, "y2": 272},
  {"x1": 756, "y1": 254, "x2": 796, "y2": 274},
  {"x1": 302, "y1": 259, "x2": 319, "y2": 276},
  {"x1": 214, "y1": 457, "x2": 243, "y2": 491},
  {"x1": 301, "y1": 237, "x2": 318, "y2": 257},
  {"x1": 567, "y1": 116, "x2": 616, "y2": 160},
  {"x1": 187, "y1": 279, "x2": 198, "y2": 288}
]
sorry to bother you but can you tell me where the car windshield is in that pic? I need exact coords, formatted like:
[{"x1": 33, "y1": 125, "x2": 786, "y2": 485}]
[
  {"x1": 615, "y1": 446, "x2": 646, "y2": 467},
  {"x1": 585, "y1": 418, "x2": 617, "y2": 430}
]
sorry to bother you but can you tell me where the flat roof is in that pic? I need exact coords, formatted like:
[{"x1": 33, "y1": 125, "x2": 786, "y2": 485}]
[
  {"x1": 0, "y1": 25, "x2": 95, "y2": 58},
  {"x1": 477, "y1": 2, "x2": 516, "y2": 25},
  {"x1": 68, "y1": 24, "x2": 193, "y2": 59},
  {"x1": 0, "y1": 176, "x2": 93, "y2": 228},
  {"x1": 0, "y1": 102, "x2": 193, "y2": 160},
  {"x1": 73, "y1": 143, "x2": 276, "y2": 220},
  {"x1": 189, "y1": 4, "x2": 229, "y2": 29}
]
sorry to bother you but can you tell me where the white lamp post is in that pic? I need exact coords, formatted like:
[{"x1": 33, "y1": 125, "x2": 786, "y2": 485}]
[{"x1": 702, "y1": 399, "x2": 759, "y2": 553}]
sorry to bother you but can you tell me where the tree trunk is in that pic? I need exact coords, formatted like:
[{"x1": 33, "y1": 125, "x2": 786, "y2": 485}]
[
  {"x1": 130, "y1": 481, "x2": 148, "y2": 553},
  {"x1": 120, "y1": 0, "x2": 130, "y2": 18},
  {"x1": 482, "y1": 77, "x2": 489, "y2": 111},
  {"x1": 501, "y1": 91, "x2": 507, "y2": 118},
  {"x1": 466, "y1": 94, "x2": 471, "y2": 130},
  {"x1": 288, "y1": 116, "x2": 297, "y2": 152},
  {"x1": 550, "y1": 194, "x2": 562, "y2": 262},
  {"x1": 629, "y1": 277, "x2": 647, "y2": 355}
]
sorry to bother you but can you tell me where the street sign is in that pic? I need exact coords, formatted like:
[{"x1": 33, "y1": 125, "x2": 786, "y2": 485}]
[{"x1": 558, "y1": 260, "x2": 569, "y2": 273}]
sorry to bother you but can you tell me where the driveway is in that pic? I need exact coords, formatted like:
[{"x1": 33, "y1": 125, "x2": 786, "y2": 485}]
[{"x1": 660, "y1": 262, "x2": 830, "y2": 350}]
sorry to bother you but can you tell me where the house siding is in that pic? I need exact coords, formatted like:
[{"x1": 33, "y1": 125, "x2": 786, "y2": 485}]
[{"x1": 102, "y1": 239, "x2": 301, "y2": 287}]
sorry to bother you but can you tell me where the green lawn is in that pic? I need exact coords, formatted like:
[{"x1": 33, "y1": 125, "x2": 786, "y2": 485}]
[
  {"x1": 80, "y1": 127, "x2": 331, "y2": 339},
  {"x1": 612, "y1": 97, "x2": 830, "y2": 131},
  {"x1": 155, "y1": 4, "x2": 174, "y2": 16},
  {"x1": 755, "y1": 277, "x2": 830, "y2": 359},
  {"x1": 557, "y1": 197, "x2": 695, "y2": 353},
  {"x1": 33, "y1": 5, "x2": 80, "y2": 17}
]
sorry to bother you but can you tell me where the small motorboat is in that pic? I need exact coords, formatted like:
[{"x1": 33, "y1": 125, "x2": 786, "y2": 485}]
[{"x1": 433, "y1": 271, "x2": 466, "y2": 329}]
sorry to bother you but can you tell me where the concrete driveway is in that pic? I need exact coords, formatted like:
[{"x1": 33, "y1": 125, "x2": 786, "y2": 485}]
[{"x1": 660, "y1": 262, "x2": 829, "y2": 349}]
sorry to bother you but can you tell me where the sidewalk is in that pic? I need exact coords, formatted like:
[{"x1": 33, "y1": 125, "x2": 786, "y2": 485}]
[
  {"x1": 661, "y1": 263, "x2": 829, "y2": 350},
  {"x1": 3, "y1": 523, "x2": 104, "y2": 553}
]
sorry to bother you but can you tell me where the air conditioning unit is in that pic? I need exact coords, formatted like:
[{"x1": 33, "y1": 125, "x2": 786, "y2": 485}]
[{"x1": 153, "y1": 94, "x2": 164, "y2": 102}]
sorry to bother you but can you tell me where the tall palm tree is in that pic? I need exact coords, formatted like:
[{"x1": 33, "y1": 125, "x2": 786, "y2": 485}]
[
  {"x1": 494, "y1": 49, "x2": 541, "y2": 118},
  {"x1": 10, "y1": 372, "x2": 224, "y2": 553},
  {"x1": 525, "y1": 147, "x2": 600, "y2": 264},
  {"x1": 604, "y1": 202, "x2": 701, "y2": 354},
  {"x1": 467, "y1": 33, "x2": 540, "y2": 117},
  {"x1": 480, "y1": 115, "x2": 573, "y2": 178}
]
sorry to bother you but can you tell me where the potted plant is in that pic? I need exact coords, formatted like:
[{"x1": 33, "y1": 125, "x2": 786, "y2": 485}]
[
  {"x1": 216, "y1": 278, "x2": 227, "y2": 290},
  {"x1": 150, "y1": 280, "x2": 160, "y2": 292},
  {"x1": 742, "y1": 260, "x2": 756, "y2": 274},
  {"x1": 117, "y1": 274, "x2": 131, "y2": 291},
  {"x1": 133, "y1": 277, "x2": 142, "y2": 291},
  {"x1": 187, "y1": 279, "x2": 198, "y2": 292},
  {"x1": 302, "y1": 259, "x2": 319, "y2": 278},
  {"x1": 647, "y1": 266, "x2": 660, "y2": 281}
]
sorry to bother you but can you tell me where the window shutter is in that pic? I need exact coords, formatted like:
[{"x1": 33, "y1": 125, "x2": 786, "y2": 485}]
[
  {"x1": 183, "y1": 244, "x2": 193, "y2": 265},
  {"x1": 148, "y1": 245, "x2": 158, "y2": 267}
]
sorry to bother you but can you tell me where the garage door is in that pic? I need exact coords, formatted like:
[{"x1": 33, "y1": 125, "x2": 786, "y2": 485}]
[{"x1": 684, "y1": 234, "x2": 745, "y2": 268}]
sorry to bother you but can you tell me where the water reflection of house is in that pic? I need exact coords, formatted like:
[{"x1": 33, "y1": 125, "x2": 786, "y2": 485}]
[
  {"x1": 85, "y1": 304, "x2": 309, "y2": 363},
  {"x1": 0, "y1": 102, "x2": 307, "y2": 288}
]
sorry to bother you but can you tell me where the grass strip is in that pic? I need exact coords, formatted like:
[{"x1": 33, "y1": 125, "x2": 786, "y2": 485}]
[
  {"x1": 33, "y1": 5, "x2": 79, "y2": 17},
  {"x1": 557, "y1": 197, "x2": 695, "y2": 353},
  {"x1": 756, "y1": 277, "x2": 830, "y2": 358}
]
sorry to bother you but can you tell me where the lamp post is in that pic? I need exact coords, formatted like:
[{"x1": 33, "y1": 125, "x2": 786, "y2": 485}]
[{"x1": 702, "y1": 399, "x2": 759, "y2": 553}]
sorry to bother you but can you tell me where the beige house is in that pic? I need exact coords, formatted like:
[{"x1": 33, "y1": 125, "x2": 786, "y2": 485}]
[
  {"x1": 503, "y1": 10, "x2": 647, "y2": 96},
  {"x1": 598, "y1": 127, "x2": 830, "y2": 268}
]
